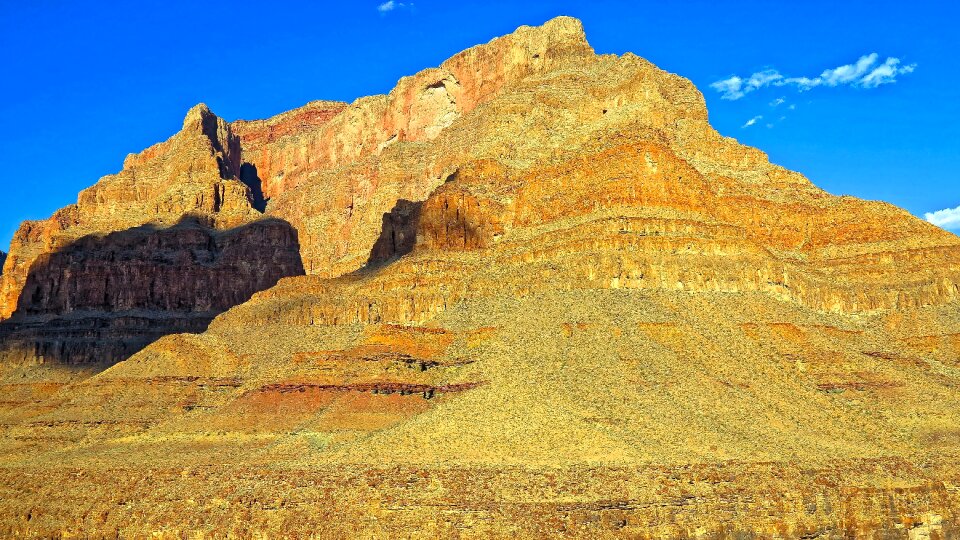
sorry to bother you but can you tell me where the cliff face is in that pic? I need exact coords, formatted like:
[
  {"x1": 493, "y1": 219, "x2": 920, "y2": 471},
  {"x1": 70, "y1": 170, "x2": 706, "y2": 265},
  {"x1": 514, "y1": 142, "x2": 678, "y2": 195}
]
[
  {"x1": 17, "y1": 218, "x2": 301, "y2": 316},
  {"x1": 230, "y1": 18, "x2": 592, "y2": 203},
  {"x1": 0, "y1": 218, "x2": 302, "y2": 365},
  {"x1": 0, "y1": 104, "x2": 259, "y2": 319},
  {"x1": 0, "y1": 104, "x2": 304, "y2": 365},
  {"x1": 230, "y1": 100, "x2": 348, "y2": 204},
  {"x1": 1, "y1": 16, "x2": 960, "y2": 539}
]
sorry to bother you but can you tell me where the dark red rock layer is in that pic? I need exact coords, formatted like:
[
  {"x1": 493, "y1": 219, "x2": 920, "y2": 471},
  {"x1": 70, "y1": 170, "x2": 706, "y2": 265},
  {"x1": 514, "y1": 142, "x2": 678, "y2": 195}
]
[{"x1": 0, "y1": 217, "x2": 304, "y2": 365}]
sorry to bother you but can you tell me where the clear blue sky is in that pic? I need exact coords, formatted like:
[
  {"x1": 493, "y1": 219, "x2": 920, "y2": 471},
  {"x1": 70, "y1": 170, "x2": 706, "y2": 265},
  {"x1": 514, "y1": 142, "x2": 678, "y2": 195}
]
[{"x1": 1, "y1": 0, "x2": 957, "y2": 249}]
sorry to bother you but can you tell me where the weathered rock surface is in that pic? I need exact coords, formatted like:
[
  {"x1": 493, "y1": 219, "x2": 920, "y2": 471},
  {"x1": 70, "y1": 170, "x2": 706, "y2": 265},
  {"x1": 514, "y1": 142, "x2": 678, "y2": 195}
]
[
  {"x1": 230, "y1": 100, "x2": 348, "y2": 205},
  {"x1": 1, "y1": 16, "x2": 960, "y2": 539},
  {"x1": 0, "y1": 103, "x2": 268, "y2": 318},
  {"x1": 0, "y1": 104, "x2": 304, "y2": 366},
  {"x1": 0, "y1": 217, "x2": 303, "y2": 365},
  {"x1": 17, "y1": 217, "x2": 301, "y2": 316}
]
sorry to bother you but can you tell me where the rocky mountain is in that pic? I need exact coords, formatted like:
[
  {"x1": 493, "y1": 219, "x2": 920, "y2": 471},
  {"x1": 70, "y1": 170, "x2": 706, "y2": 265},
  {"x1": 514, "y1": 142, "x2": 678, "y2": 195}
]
[
  {"x1": 1, "y1": 17, "x2": 959, "y2": 538},
  {"x1": 0, "y1": 104, "x2": 305, "y2": 366}
]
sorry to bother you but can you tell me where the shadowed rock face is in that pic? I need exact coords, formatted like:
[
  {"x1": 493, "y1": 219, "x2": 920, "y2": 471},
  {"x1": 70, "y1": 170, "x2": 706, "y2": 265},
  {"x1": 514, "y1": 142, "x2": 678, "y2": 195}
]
[
  {"x1": 17, "y1": 217, "x2": 302, "y2": 316},
  {"x1": 2, "y1": 15, "x2": 960, "y2": 539},
  {"x1": 0, "y1": 217, "x2": 303, "y2": 365},
  {"x1": 365, "y1": 199, "x2": 423, "y2": 267}
]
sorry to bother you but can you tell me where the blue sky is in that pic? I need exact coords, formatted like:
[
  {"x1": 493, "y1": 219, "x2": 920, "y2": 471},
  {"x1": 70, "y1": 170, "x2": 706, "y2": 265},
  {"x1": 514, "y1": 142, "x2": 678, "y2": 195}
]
[{"x1": 1, "y1": 0, "x2": 957, "y2": 249}]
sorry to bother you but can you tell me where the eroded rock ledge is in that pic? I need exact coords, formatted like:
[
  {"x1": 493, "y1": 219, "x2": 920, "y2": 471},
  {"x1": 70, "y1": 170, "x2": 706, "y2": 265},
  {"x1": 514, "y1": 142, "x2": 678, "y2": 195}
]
[{"x1": 0, "y1": 217, "x2": 303, "y2": 365}]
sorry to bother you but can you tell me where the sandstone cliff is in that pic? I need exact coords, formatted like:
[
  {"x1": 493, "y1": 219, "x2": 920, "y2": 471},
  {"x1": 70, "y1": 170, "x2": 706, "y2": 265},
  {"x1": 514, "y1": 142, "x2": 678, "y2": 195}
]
[
  {"x1": 0, "y1": 104, "x2": 304, "y2": 365},
  {"x1": 229, "y1": 17, "x2": 960, "y2": 312},
  {"x1": 1, "y1": 16, "x2": 959, "y2": 539}
]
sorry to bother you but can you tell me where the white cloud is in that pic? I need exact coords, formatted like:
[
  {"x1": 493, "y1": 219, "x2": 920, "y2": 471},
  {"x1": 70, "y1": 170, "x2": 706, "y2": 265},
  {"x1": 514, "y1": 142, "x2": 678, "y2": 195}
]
[
  {"x1": 748, "y1": 69, "x2": 783, "y2": 88},
  {"x1": 711, "y1": 70, "x2": 783, "y2": 100},
  {"x1": 377, "y1": 1, "x2": 413, "y2": 13},
  {"x1": 742, "y1": 115, "x2": 763, "y2": 128},
  {"x1": 925, "y1": 206, "x2": 960, "y2": 231},
  {"x1": 711, "y1": 53, "x2": 916, "y2": 99},
  {"x1": 770, "y1": 97, "x2": 786, "y2": 107},
  {"x1": 781, "y1": 76, "x2": 820, "y2": 91},
  {"x1": 820, "y1": 53, "x2": 879, "y2": 86},
  {"x1": 710, "y1": 76, "x2": 746, "y2": 100},
  {"x1": 860, "y1": 57, "x2": 917, "y2": 88}
]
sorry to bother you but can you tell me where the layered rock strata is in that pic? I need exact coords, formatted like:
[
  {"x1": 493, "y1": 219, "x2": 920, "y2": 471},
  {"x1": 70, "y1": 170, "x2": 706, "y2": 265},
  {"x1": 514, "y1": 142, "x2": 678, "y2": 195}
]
[
  {"x1": 1, "y1": 16, "x2": 959, "y2": 539},
  {"x1": 0, "y1": 217, "x2": 302, "y2": 365},
  {"x1": 0, "y1": 104, "x2": 304, "y2": 365}
]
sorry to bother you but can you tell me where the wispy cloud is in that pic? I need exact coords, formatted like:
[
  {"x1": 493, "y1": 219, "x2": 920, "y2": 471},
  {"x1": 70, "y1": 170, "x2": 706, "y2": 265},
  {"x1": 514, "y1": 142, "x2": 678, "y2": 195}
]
[
  {"x1": 925, "y1": 206, "x2": 960, "y2": 231},
  {"x1": 770, "y1": 97, "x2": 786, "y2": 107},
  {"x1": 711, "y1": 53, "x2": 916, "y2": 100},
  {"x1": 812, "y1": 53, "x2": 879, "y2": 87},
  {"x1": 711, "y1": 70, "x2": 782, "y2": 100},
  {"x1": 860, "y1": 57, "x2": 916, "y2": 88},
  {"x1": 742, "y1": 115, "x2": 763, "y2": 128},
  {"x1": 377, "y1": 1, "x2": 413, "y2": 13}
]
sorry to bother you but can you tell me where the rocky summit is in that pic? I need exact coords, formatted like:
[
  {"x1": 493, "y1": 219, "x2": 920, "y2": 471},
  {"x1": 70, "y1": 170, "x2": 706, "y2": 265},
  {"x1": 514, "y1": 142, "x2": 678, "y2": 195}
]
[{"x1": 1, "y1": 16, "x2": 959, "y2": 539}]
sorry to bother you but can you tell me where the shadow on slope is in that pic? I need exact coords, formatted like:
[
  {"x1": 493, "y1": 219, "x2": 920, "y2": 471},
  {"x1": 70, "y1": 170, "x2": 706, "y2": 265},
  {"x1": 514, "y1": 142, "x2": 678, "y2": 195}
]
[
  {"x1": 363, "y1": 199, "x2": 424, "y2": 271},
  {"x1": 0, "y1": 215, "x2": 305, "y2": 366},
  {"x1": 239, "y1": 162, "x2": 269, "y2": 212}
]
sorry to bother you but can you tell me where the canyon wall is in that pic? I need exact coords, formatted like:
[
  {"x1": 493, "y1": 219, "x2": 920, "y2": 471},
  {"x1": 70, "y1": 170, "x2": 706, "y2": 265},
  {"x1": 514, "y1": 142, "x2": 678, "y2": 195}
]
[
  {"x1": 1, "y1": 16, "x2": 959, "y2": 538},
  {"x1": 0, "y1": 104, "x2": 304, "y2": 365}
]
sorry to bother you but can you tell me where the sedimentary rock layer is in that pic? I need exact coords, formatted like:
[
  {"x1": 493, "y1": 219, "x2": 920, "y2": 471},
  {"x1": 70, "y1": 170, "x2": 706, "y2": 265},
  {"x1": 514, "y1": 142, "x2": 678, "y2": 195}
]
[
  {"x1": 1, "y1": 16, "x2": 959, "y2": 539},
  {"x1": 0, "y1": 104, "x2": 304, "y2": 366},
  {"x1": 0, "y1": 217, "x2": 303, "y2": 365}
]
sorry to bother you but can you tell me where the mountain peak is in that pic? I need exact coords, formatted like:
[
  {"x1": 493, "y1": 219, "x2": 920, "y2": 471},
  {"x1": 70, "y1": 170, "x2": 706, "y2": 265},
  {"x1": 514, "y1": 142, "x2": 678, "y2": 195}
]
[
  {"x1": 533, "y1": 15, "x2": 587, "y2": 41},
  {"x1": 182, "y1": 102, "x2": 214, "y2": 129}
]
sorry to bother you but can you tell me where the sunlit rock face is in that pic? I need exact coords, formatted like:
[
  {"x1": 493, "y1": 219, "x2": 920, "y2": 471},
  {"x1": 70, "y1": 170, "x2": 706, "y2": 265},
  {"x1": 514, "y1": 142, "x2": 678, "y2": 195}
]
[{"x1": 2, "y1": 16, "x2": 960, "y2": 539}]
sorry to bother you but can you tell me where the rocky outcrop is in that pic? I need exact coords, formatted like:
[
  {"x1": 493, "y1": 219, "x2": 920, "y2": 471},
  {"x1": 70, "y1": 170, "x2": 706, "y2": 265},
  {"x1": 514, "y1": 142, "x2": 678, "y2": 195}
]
[
  {"x1": 0, "y1": 104, "x2": 304, "y2": 366},
  {"x1": 17, "y1": 217, "x2": 301, "y2": 316},
  {"x1": 366, "y1": 199, "x2": 422, "y2": 266},
  {"x1": 0, "y1": 104, "x2": 261, "y2": 320},
  {"x1": 230, "y1": 100, "x2": 348, "y2": 204},
  {"x1": 0, "y1": 217, "x2": 303, "y2": 365}
]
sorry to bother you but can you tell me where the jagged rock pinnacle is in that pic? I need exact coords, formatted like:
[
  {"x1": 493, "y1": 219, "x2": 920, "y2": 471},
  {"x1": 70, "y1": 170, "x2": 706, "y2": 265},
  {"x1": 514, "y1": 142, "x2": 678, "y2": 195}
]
[{"x1": 183, "y1": 102, "x2": 214, "y2": 129}]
